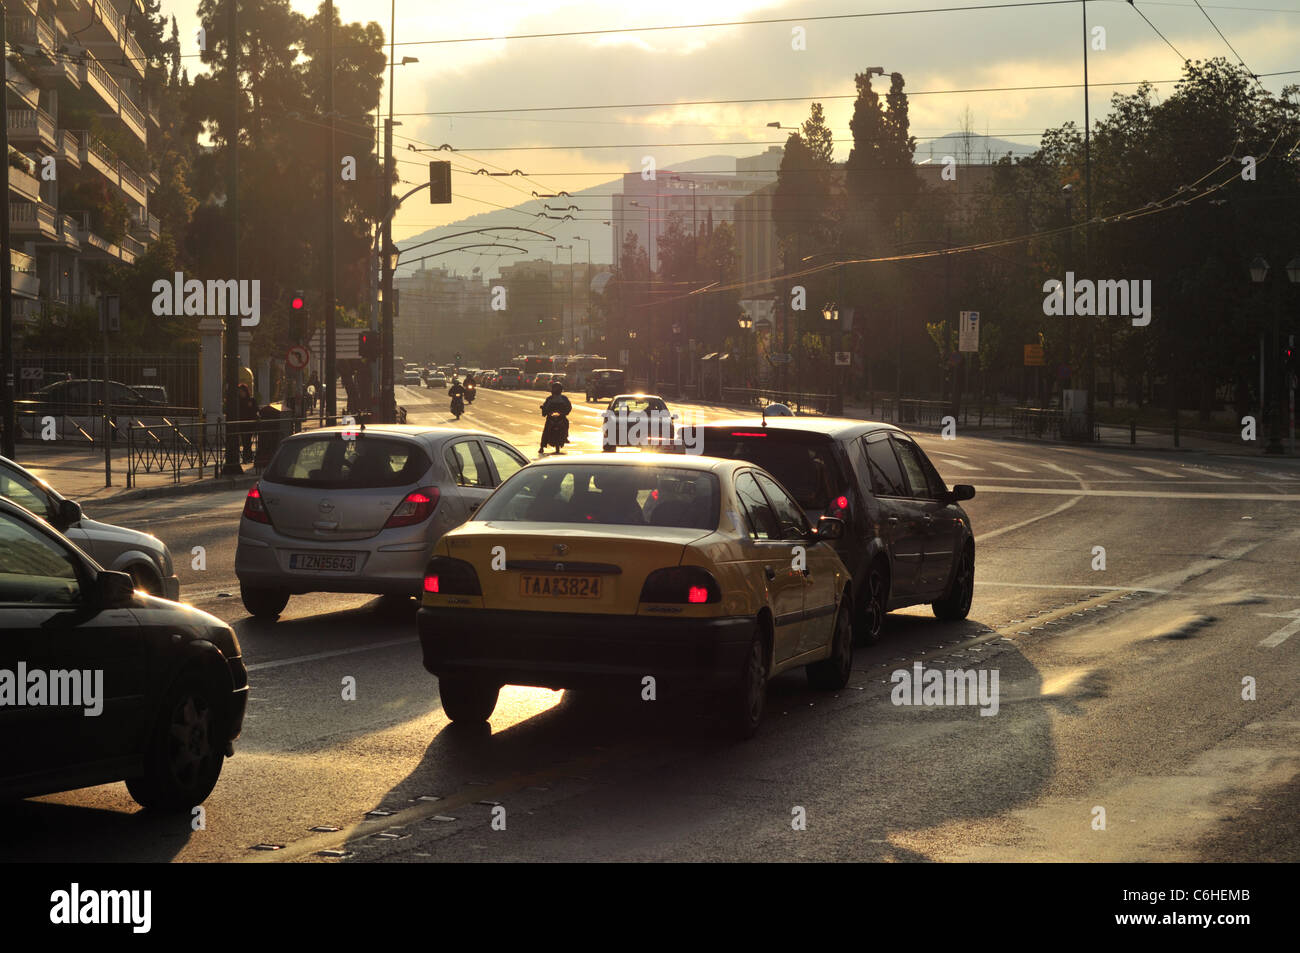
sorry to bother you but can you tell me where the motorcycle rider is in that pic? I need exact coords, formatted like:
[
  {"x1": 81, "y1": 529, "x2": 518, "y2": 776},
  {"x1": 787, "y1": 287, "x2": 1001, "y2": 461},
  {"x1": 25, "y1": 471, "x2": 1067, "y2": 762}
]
[
  {"x1": 448, "y1": 376, "x2": 466, "y2": 418},
  {"x1": 539, "y1": 379, "x2": 572, "y2": 454},
  {"x1": 463, "y1": 371, "x2": 477, "y2": 403}
]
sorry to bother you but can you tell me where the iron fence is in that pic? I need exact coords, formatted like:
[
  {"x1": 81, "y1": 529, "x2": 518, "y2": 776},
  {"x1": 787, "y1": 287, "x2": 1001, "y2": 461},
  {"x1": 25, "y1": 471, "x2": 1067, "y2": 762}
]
[{"x1": 127, "y1": 416, "x2": 306, "y2": 487}]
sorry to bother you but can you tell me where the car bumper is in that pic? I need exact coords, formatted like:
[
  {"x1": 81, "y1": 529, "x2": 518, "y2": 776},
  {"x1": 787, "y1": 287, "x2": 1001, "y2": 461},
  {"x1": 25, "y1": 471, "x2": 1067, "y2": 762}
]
[
  {"x1": 418, "y1": 607, "x2": 753, "y2": 691},
  {"x1": 235, "y1": 534, "x2": 425, "y2": 596}
]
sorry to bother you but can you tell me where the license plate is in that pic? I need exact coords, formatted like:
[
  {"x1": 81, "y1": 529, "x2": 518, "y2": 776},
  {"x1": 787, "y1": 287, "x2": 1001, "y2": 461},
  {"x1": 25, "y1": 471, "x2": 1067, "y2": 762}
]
[
  {"x1": 290, "y1": 553, "x2": 356, "y2": 572},
  {"x1": 519, "y1": 574, "x2": 602, "y2": 598}
]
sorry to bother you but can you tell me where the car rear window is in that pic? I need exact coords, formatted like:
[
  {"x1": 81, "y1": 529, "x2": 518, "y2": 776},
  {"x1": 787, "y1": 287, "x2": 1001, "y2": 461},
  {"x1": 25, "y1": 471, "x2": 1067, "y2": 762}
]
[
  {"x1": 263, "y1": 435, "x2": 430, "y2": 489},
  {"x1": 702, "y1": 429, "x2": 844, "y2": 511}
]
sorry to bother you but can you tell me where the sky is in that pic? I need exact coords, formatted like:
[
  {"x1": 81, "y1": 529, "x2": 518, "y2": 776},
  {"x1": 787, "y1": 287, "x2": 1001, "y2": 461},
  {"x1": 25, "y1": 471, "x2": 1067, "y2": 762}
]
[{"x1": 158, "y1": 0, "x2": 1300, "y2": 259}]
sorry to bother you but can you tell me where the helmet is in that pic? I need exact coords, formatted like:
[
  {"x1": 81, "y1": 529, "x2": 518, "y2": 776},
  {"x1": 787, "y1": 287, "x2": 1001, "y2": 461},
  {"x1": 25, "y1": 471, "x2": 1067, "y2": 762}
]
[{"x1": 551, "y1": 380, "x2": 564, "y2": 394}]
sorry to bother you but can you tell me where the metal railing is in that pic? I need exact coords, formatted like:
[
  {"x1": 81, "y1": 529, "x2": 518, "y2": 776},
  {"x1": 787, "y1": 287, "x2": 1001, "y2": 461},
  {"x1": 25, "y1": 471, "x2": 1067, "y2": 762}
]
[{"x1": 127, "y1": 417, "x2": 306, "y2": 486}]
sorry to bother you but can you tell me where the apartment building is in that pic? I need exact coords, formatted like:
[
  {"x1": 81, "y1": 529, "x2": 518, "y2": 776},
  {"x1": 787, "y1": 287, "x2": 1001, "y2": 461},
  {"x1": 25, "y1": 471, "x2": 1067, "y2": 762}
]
[
  {"x1": 392, "y1": 265, "x2": 490, "y2": 364},
  {"x1": 6, "y1": 0, "x2": 160, "y2": 325}
]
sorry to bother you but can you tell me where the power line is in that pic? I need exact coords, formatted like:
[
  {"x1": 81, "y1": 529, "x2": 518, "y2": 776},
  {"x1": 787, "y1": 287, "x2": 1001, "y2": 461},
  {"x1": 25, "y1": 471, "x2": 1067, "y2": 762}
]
[{"x1": 1126, "y1": 2, "x2": 1189, "y2": 61}]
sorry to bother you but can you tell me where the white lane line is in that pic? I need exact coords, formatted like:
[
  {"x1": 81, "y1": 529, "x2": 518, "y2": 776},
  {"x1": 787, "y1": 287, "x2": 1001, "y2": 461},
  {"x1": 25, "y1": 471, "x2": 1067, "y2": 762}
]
[
  {"x1": 1134, "y1": 466, "x2": 1182, "y2": 478},
  {"x1": 1256, "y1": 470, "x2": 1300, "y2": 481},
  {"x1": 245, "y1": 637, "x2": 414, "y2": 672},
  {"x1": 1184, "y1": 468, "x2": 1239, "y2": 480},
  {"x1": 938, "y1": 458, "x2": 982, "y2": 470},
  {"x1": 975, "y1": 486, "x2": 1300, "y2": 500},
  {"x1": 1086, "y1": 464, "x2": 1130, "y2": 477},
  {"x1": 974, "y1": 582, "x2": 1170, "y2": 594},
  {"x1": 976, "y1": 494, "x2": 1083, "y2": 542},
  {"x1": 1258, "y1": 610, "x2": 1300, "y2": 647},
  {"x1": 991, "y1": 461, "x2": 1032, "y2": 473}
]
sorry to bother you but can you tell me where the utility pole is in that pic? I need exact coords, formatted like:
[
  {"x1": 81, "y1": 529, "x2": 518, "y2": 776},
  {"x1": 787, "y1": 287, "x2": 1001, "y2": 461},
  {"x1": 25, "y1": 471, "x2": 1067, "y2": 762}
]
[
  {"x1": 0, "y1": 11, "x2": 14, "y2": 460},
  {"x1": 324, "y1": 0, "x2": 337, "y2": 425},
  {"x1": 1082, "y1": 0, "x2": 1096, "y2": 439},
  {"x1": 221, "y1": 0, "x2": 242, "y2": 475}
]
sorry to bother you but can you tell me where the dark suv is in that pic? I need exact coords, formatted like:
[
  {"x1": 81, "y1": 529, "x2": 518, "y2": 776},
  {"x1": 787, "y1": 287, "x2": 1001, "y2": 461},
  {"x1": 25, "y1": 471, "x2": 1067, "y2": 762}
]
[{"x1": 700, "y1": 418, "x2": 975, "y2": 642}]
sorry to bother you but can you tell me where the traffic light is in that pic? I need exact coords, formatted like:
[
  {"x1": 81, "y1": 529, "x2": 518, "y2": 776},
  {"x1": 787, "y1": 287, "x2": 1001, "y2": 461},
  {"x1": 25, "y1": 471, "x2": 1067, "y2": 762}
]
[
  {"x1": 360, "y1": 331, "x2": 379, "y2": 360},
  {"x1": 290, "y1": 290, "x2": 305, "y2": 312},
  {"x1": 429, "y1": 161, "x2": 451, "y2": 204},
  {"x1": 288, "y1": 290, "x2": 306, "y2": 345}
]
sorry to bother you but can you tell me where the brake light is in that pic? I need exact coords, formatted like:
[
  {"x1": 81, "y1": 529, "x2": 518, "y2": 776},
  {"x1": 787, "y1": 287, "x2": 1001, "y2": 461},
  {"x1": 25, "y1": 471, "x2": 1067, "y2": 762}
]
[
  {"x1": 385, "y1": 487, "x2": 440, "y2": 528},
  {"x1": 639, "y1": 567, "x2": 722, "y2": 605},
  {"x1": 242, "y1": 484, "x2": 270, "y2": 524},
  {"x1": 728, "y1": 431, "x2": 767, "y2": 437},
  {"x1": 423, "y1": 557, "x2": 482, "y2": 596}
]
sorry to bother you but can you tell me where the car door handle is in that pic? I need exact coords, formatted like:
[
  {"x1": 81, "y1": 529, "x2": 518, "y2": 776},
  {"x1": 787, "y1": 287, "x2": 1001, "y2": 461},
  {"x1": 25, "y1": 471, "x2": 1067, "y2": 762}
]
[
  {"x1": 886, "y1": 516, "x2": 899, "y2": 524},
  {"x1": 920, "y1": 515, "x2": 934, "y2": 525},
  {"x1": 764, "y1": 565, "x2": 776, "y2": 581}
]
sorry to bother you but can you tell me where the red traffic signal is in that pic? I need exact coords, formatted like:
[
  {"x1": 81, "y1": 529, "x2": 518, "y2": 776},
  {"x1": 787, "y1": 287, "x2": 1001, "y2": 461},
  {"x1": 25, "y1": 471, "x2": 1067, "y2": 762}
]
[
  {"x1": 359, "y1": 331, "x2": 379, "y2": 360},
  {"x1": 290, "y1": 292, "x2": 305, "y2": 310}
]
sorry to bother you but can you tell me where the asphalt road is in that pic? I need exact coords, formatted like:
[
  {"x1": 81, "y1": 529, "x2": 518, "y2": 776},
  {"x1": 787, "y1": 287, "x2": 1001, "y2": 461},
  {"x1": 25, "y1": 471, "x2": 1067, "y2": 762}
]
[{"x1": 3, "y1": 384, "x2": 1297, "y2": 862}]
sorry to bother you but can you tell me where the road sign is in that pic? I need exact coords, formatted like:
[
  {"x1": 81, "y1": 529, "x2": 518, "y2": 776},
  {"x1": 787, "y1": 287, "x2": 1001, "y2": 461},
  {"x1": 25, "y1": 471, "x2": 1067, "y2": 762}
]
[
  {"x1": 286, "y1": 345, "x2": 310, "y2": 370},
  {"x1": 834, "y1": 351, "x2": 852, "y2": 366},
  {"x1": 20, "y1": 367, "x2": 42, "y2": 381},
  {"x1": 770, "y1": 353, "x2": 792, "y2": 365},
  {"x1": 142, "y1": 367, "x2": 157, "y2": 377},
  {"x1": 308, "y1": 329, "x2": 362, "y2": 360},
  {"x1": 1023, "y1": 344, "x2": 1045, "y2": 366},
  {"x1": 959, "y1": 311, "x2": 980, "y2": 352}
]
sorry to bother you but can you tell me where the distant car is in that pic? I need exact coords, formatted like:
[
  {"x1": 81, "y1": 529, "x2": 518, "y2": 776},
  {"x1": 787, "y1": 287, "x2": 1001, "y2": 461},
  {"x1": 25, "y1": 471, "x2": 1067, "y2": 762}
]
[
  {"x1": 427, "y1": 373, "x2": 447, "y2": 389},
  {"x1": 533, "y1": 372, "x2": 554, "y2": 390},
  {"x1": 1, "y1": 455, "x2": 180, "y2": 599},
  {"x1": 700, "y1": 418, "x2": 976, "y2": 644},
  {"x1": 586, "y1": 368, "x2": 626, "y2": 402},
  {"x1": 417, "y1": 454, "x2": 853, "y2": 737},
  {"x1": 403, "y1": 369, "x2": 422, "y2": 386},
  {"x1": 132, "y1": 384, "x2": 169, "y2": 405},
  {"x1": 601, "y1": 394, "x2": 677, "y2": 452},
  {"x1": 763, "y1": 402, "x2": 794, "y2": 417},
  {"x1": 234, "y1": 424, "x2": 532, "y2": 619},
  {"x1": 496, "y1": 367, "x2": 522, "y2": 390},
  {"x1": 29, "y1": 378, "x2": 159, "y2": 408},
  {"x1": 0, "y1": 496, "x2": 247, "y2": 810}
]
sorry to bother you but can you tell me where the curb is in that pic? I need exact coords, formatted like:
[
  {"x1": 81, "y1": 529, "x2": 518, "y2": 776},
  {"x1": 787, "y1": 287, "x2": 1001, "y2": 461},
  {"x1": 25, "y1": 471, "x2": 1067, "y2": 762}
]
[{"x1": 106, "y1": 474, "x2": 261, "y2": 503}]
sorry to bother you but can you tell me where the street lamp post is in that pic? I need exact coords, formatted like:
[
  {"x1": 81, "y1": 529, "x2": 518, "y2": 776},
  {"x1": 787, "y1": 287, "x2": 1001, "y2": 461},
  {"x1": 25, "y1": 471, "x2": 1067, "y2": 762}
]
[
  {"x1": 738, "y1": 314, "x2": 753, "y2": 395},
  {"x1": 1250, "y1": 255, "x2": 1300, "y2": 455},
  {"x1": 573, "y1": 235, "x2": 591, "y2": 351},
  {"x1": 556, "y1": 244, "x2": 573, "y2": 353},
  {"x1": 823, "y1": 304, "x2": 842, "y2": 415}
]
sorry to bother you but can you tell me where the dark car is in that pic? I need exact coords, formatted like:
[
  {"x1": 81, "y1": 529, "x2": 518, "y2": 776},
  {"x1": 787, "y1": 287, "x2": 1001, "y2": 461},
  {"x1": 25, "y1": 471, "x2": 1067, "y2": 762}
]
[
  {"x1": 586, "y1": 368, "x2": 626, "y2": 402},
  {"x1": 0, "y1": 497, "x2": 248, "y2": 810},
  {"x1": 700, "y1": 418, "x2": 975, "y2": 642},
  {"x1": 29, "y1": 379, "x2": 161, "y2": 408}
]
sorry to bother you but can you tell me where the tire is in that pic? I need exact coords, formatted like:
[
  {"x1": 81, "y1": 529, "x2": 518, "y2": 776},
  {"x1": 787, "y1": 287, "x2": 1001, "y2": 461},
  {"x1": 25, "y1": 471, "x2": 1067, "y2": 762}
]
[
  {"x1": 932, "y1": 542, "x2": 974, "y2": 621},
  {"x1": 126, "y1": 669, "x2": 227, "y2": 811},
  {"x1": 241, "y1": 584, "x2": 289, "y2": 620},
  {"x1": 438, "y1": 676, "x2": 500, "y2": 723},
  {"x1": 856, "y1": 560, "x2": 887, "y2": 644},
  {"x1": 724, "y1": 627, "x2": 768, "y2": 740},
  {"x1": 806, "y1": 596, "x2": 853, "y2": 690},
  {"x1": 127, "y1": 565, "x2": 162, "y2": 596}
]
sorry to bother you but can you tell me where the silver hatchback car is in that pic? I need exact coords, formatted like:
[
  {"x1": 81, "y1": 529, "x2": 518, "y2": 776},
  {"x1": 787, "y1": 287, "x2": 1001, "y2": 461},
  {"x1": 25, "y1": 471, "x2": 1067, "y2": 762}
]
[
  {"x1": 0, "y1": 455, "x2": 180, "y2": 600},
  {"x1": 235, "y1": 424, "x2": 530, "y2": 620}
]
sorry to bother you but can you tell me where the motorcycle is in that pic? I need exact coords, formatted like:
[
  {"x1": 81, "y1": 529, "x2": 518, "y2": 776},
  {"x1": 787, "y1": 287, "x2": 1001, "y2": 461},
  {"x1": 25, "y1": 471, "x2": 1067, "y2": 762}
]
[
  {"x1": 464, "y1": 383, "x2": 476, "y2": 404},
  {"x1": 450, "y1": 394, "x2": 465, "y2": 420},
  {"x1": 540, "y1": 410, "x2": 569, "y2": 454}
]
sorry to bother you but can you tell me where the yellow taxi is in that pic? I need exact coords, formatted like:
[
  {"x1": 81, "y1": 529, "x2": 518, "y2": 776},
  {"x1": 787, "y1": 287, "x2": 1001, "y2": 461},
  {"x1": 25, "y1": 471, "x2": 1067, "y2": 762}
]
[{"x1": 418, "y1": 453, "x2": 854, "y2": 737}]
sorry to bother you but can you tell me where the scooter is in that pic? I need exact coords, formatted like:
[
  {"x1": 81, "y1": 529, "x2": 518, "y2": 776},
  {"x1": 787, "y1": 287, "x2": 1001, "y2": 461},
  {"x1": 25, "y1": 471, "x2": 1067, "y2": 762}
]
[
  {"x1": 450, "y1": 394, "x2": 465, "y2": 420},
  {"x1": 540, "y1": 410, "x2": 569, "y2": 454},
  {"x1": 464, "y1": 382, "x2": 476, "y2": 404}
]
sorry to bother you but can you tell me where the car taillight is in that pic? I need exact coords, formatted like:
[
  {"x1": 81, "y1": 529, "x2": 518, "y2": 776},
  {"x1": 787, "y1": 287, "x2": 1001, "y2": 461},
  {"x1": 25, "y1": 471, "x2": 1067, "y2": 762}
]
[
  {"x1": 385, "y1": 487, "x2": 440, "y2": 528},
  {"x1": 639, "y1": 567, "x2": 722, "y2": 605},
  {"x1": 827, "y1": 494, "x2": 850, "y2": 519},
  {"x1": 423, "y1": 556, "x2": 481, "y2": 596},
  {"x1": 242, "y1": 484, "x2": 270, "y2": 524}
]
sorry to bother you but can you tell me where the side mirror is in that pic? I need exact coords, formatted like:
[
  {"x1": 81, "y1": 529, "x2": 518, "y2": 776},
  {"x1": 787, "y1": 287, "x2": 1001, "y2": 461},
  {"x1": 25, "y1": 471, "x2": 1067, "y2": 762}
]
[
  {"x1": 94, "y1": 570, "x2": 136, "y2": 608},
  {"x1": 812, "y1": 515, "x2": 845, "y2": 541},
  {"x1": 57, "y1": 498, "x2": 82, "y2": 527},
  {"x1": 949, "y1": 484, "x2": 976, "y2": 503}
]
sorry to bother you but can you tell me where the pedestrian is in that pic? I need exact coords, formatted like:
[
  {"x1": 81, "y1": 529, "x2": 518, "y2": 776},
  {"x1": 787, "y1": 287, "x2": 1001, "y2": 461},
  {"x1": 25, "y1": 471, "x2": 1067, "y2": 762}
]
[
  {"x1": 306, "y1": 371, "x2": 321, "y2": 412},
  {"x1": 237, "y1": 383, "x2": 258, "y2": 463}
]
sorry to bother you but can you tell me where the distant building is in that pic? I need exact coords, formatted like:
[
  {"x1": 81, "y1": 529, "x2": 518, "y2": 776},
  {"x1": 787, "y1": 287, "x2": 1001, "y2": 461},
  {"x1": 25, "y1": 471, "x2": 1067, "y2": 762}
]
[{"x1": 393, "y1": 266, "x2": 489, "y2": 363}]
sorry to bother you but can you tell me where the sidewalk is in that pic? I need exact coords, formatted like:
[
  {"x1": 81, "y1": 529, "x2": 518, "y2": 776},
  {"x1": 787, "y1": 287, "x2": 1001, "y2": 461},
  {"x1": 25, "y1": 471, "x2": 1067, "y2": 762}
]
[{"x1": 13, "y1": 443, "x2": 261, "y2": 504}]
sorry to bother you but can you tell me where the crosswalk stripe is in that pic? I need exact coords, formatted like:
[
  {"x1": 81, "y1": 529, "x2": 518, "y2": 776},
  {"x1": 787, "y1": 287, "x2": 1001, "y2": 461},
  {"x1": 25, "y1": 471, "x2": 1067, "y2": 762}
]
[
  {"x1": 991, "y1": 461, "x2": 1032, "y2": 473},
  {"x1": 1086, "y1": 464, "x2": 1130, "y2": 477},
  {"x1": 937, "y1": 458, "x2": 981, "y2": 470},
  {"x1": 1255, "y1": 471, "x2": 1299, "y2": 481},
  {"x1": 1134, "y1": 466, "x2": 1182, "y2": 478},
  {"x1": 1183, "y1": 468, "x2": 1238, "y2": 480}
]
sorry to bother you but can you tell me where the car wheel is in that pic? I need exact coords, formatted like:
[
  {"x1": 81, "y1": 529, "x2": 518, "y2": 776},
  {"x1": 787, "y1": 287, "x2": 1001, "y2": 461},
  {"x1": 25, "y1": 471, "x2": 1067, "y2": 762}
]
[
  {"x1": 725, "y1": 627, "x2": 767, "y2": 740},
  {"x1": 857, "y1": 560, "x2": 887, "y2": 644},
  {"x1": 126, "y1": 669, "x2": 226, "y2": 811},
  {"x1": 438, "y1": 676, "x2": 500, "y2": 723},
  {"x1": 127, "y1": 565, "x2": 162, "y2": 596},
  {"x1": 932, "y1": 542, "x2": 974, "y2": 621},
  {"x1": 241, "y1": 584, "x2": 290, "y2": 620},
  {"x1": 806, "y1": 596, "x2": 853, "y2": 690}
]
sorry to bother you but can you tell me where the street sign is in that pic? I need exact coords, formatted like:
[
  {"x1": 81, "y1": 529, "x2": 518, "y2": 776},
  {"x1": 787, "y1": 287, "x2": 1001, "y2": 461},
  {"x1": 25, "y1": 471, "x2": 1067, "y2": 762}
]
[
  {"x1": 308, "y1": 329, "x2": 362, "y2": 360},
  {"x1": 286, "y1": 345, "x2": 310, "y2": 370},
  {"x1": 1023, "y1": 344, "x2": 1045, "y2": 366},
  {"x1": 770, "y1": 353, "x2": 792, "y2": 365},
  {"x1": 834, "y1": 351, "x2": 852, "y2": 366},
  {"x1": 142, "y1": 367, "x2": 157, "y2": 377},
  {"x1": 20, "y1": 367, "x2": 42, "y2": 381},
  {"x1": 959, "y1": 311, "x2": 980, "y2": 352}
]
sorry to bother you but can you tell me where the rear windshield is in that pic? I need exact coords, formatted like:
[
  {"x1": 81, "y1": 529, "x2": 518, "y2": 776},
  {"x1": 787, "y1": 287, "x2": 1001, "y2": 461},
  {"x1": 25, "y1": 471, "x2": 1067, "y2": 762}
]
[
  {"x1": 477, "y1": 464, "x2": 719, "y2": 529},
  {"x1": 264, "y1": 435, "x2": 430, "y2": 489},
  {"x1": 702, "y1": 430, "x2": 845, "y2": 511}
]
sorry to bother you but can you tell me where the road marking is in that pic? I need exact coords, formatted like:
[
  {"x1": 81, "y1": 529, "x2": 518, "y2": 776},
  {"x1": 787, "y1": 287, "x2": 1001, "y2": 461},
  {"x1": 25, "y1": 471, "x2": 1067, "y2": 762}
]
[
  {"x1": 1184, "y1": 468, "x2": 1239, "y2": 480},
  {"x1": 1255, "y1": 470, "x2": 1299, "y2": 481},
  {"x1": 974, "y1": 582, "x2": 1169, "y2": 594},
  {"x1": 245, "y1": 638, "x2": 414, "y2": 672},
  {"x1": 975, "y1": 486, "x2": 1300, "y2": 501},
  {"x1": 1258, "y1": 609, "x2": 1300, "y2": 647},
  {"x1": 1134, "y1": 466, "x2": 1182, "y2": 478},
  {"x1": 937, "y1": 458, "x2": 981, "y2": 470},
  {"x1": 1086, "y1": 464, "x2": 1130, "y2": 477},
  {"x1": 991, "y1": 461, "x2": 1032, "y2": 473},
  {"x1": 976, "y1": 494, "x2": 1083, "y2": 542}
]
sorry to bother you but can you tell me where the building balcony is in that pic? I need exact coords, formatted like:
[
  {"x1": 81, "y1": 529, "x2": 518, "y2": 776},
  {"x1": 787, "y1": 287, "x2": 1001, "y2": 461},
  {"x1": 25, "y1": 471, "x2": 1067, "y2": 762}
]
[
  {"x1": 57, "y1": 214, "x2": 81, "y2": 250},
  {"x1": 147, "y1": 97, "x2": 159, "y2": 127},
  {"x1": 11, "y1": 249, "x2": 40, "y2": 299},
  {"x1": 76, "y1": 0, "x2": 147, "y2": 79},
  {"x1": 130, "y1": 207, "x2": 160, "y2": 241},
  {"x1": 75, "y1": 131, "x2": 147, "y2": 207},
  {"x1": 8, "y1": 164, "x2": 41, "y2": 203},
  {"x1": 120, "y1": 234, "x2": 145, "y2": 263},
  {"x1": 7, "y1": 14, "x2": 56, "y2": 60},
  {"x1": 58, "y1": 129, "x2": 81, "y2": 168},
  {"x1": 5, "y1": 58, "x2": 41, "y2": 109},
  {"x1": 10, "y1": 200, "x2": 58, "y2": 240},
  {"x1": 80, "y1": 48, "x2": 147, "y2": 145},
  {"x1": 69, "y1": 210, "x2": 118, "y2": 261},
  {"x1": 8, "y1": 107, "x2": 57, "y2": 151}
]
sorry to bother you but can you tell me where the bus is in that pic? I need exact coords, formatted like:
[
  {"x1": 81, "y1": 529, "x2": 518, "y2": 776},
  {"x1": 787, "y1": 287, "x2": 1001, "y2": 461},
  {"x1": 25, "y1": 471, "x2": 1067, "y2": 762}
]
[{"x1": 556, "y1": 355, "x2": 607, "y2": 390}]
